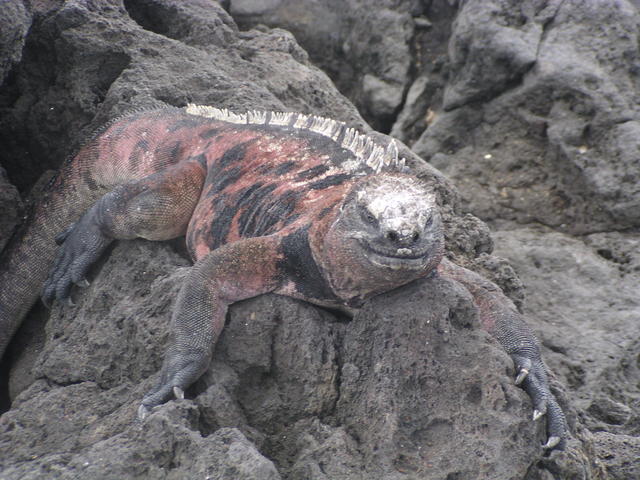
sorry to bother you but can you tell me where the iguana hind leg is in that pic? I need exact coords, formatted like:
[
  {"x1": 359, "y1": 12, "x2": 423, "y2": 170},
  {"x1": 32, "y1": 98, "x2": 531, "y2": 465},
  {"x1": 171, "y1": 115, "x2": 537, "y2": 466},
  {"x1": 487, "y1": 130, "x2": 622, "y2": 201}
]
[
  {"x1": 138, "y1": 235, "x2": 283, "y2": 418},
  {"x1": 43, "y1": 161, "x2": 206, "y2": 304}
]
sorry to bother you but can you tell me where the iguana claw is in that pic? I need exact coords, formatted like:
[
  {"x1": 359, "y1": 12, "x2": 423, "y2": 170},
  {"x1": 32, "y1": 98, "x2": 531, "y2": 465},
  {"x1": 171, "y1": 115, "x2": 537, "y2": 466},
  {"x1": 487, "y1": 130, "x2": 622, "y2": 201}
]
[
  {"x1": 137, "y1": 404, "x2": 150, "y2": 421},
  {"x1": 542, "y1": 436, "x2": 561, "y2": 450},
  {"x1": 533, "y1": 409, "x2": 544, "y2": 421},
  {"x1": 515, "y1": 368, "x2": 529, "y2": 385},
  {"x1": 514, "y1": 357, "x2": 532, "y2": 385},
  {"x1": 173, "y1": 386, "x2": 185, "y2": 399},
  {"x1": 140, "y1": 349, "x2": 209, "y2": 413},
  {"x1": 136, "y1": 387, "x2": 184, "y2": 421}
]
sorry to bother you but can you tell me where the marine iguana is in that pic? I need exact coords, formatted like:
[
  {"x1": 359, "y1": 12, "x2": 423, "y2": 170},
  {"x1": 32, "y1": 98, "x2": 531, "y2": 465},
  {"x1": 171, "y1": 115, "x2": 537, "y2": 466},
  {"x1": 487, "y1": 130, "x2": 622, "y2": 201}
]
[{"x1": 0, "y1": 104, "x2": 567, "y2": 449}]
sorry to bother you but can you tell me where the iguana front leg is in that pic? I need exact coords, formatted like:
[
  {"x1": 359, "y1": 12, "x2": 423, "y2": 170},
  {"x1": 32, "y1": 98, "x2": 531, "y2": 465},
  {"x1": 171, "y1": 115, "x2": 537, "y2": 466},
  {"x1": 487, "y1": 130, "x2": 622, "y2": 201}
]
[
  {"x1": 438, "y1": 258, "x2": 568, "y2": 450},
  {"x1": 138, "y1": 235, "x2": 283, "y2": 417},
  {"x1": 42, "y1": 161, "x2": 205, "y2": 304}
]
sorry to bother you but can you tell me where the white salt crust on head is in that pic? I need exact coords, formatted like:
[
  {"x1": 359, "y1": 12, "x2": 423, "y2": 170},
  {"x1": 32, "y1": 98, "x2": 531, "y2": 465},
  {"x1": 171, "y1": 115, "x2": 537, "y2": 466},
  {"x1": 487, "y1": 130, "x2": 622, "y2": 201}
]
[{"x1": 358, "y1": 176, "x2": 436, "y2": 226}]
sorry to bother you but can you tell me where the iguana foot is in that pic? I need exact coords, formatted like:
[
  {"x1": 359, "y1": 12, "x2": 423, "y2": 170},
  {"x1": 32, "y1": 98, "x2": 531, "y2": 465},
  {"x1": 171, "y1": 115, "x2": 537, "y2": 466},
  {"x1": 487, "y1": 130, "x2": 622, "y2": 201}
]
[
  {"x1": 137, "y1": 386, "x2": 185, "y2": 420},
  {"x1": 138, "y1": 349, "x2": 209, "y2": 420},
  {"x1": 42, "y1": 211, "x2": 112, "y2": 305},
  {"x1": 511, "y1": 353, "x2": 567, "y2": 450}
]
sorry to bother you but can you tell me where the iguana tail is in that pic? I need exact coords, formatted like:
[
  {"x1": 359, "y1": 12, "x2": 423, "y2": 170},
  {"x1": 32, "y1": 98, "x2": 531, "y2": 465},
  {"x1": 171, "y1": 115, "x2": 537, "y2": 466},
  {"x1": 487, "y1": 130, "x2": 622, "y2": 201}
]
[{"x1": 0, "y1": 146, "x2": 109, "y2": 358}]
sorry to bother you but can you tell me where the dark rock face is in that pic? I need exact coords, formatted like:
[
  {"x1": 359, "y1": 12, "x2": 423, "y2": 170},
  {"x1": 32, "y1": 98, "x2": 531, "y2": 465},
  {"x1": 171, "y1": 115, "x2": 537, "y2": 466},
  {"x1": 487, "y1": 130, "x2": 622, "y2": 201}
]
[
  {"x1": 0, "y1": 0, "x2": 31, "y2": 85},
  {"x1": 230, "y1": 0, "x2": 416, "y2": 132},
  {"x1": 1, "y1": 0, "x2": 638, "y2": 478}
]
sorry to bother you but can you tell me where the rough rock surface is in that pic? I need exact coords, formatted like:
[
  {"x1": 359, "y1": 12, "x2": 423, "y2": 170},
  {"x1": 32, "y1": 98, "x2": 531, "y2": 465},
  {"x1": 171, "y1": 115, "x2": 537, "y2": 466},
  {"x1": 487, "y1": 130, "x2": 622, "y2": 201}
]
[
  {"x1": 412, "y1": 0, "x2": 640, "y2": 235},
  {"x1": 492, "y1": 228, "x2": 640, "y2": 429},
  {"x1": 0, "y1": 0, "x2": 31, "y2": 85},
  {"x1": 1, "y1": 0, "x2": 639, "y2": 478},
  {"x1": 0, "y1": 240, "x2": 568, "y2": 480}
]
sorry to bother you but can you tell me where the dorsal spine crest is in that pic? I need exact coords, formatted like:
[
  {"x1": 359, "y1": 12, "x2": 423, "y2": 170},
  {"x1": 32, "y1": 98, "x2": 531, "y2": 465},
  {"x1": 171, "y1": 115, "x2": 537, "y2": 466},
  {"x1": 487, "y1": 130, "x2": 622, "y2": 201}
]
[{"x1": 185, "y1": 104, "x2": 405, "y2": 173}]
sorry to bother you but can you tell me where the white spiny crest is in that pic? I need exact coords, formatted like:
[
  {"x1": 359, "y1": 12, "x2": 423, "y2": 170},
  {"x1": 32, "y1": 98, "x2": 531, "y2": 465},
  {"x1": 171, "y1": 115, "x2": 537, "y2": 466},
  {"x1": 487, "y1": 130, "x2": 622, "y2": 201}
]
[
  {"x1": 247, "y1": 110, "x2": 267, "y2": 124},
  {"x1": 185, "y1": 104, "x2": 407, "y2": 172},
  {"x1": 385, "y1": 140, "x2": 398, "y2": 166},
  {"x1": 293, "y1": 113, "x2": 310, "y2": 129},
  {"x1": 186, "y1": 104, "x2": 246, "y2": 124},
  {"x1": 269, "y1": 111, "x2": 292, "y2": 126}
]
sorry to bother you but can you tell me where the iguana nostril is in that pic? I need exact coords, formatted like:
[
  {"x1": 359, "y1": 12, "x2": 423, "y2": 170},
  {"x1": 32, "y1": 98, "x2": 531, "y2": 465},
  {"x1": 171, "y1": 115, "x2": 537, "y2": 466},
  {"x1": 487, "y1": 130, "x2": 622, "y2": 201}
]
[{"x1": 386, "y1": 229, "x2": 420, "y2": 245}]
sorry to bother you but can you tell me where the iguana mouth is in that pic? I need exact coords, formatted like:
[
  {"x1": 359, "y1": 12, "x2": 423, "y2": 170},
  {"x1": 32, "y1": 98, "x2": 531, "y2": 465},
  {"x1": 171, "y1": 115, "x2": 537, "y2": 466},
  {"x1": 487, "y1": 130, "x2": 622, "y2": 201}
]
[{"x1": 360, "y1": 240, "x2": 430, "y2": 270}]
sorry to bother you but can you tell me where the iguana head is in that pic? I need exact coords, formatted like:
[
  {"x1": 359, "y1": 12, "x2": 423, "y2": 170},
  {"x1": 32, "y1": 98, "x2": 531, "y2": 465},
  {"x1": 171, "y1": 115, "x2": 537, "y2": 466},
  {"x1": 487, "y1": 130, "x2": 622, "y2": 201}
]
[
  {"x1": 345, "y1": 173, "x2": 443, "y2": 269},
  {"x1": 320, "y1": 172, "x2": 444, "y2": 299}
]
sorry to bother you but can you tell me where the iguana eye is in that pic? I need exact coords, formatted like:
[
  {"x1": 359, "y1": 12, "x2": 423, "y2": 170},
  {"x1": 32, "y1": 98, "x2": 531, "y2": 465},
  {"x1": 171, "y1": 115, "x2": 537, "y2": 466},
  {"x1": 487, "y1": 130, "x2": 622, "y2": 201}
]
[
  {"x1": 360, "y1": 207, "x2": 377, "y2": 225},
  {"x1": 425, "y1": 216, "x2": 433, "y2": 228}
]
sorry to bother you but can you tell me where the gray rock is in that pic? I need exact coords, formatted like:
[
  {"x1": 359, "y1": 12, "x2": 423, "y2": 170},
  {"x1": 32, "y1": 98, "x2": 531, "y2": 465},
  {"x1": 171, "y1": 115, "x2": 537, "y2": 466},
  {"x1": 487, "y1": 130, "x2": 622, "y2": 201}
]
[
  {"x1": 0, "y1": 167, "x2": 22, "y2": 252},
  {"x1": 62, "y1": 417, "x2": 282, "y2": 480},
  {"x1": 584, "y1": 231, "x2": 640, "y2": 276},
  {"x1": 2, "y1": 401, "x2": 281, "y2": 480},
  {"x1": 390, "y1": 74, "x2": 432, "y2": 144},
  {"x1": 284, "y1": 419, "x2": 365, "y2": 479},
  {"x1": 411, "y1": 0, "x2": 640, "y2": 234},
  {"x1": 124, "y1": 0, "x2": 239, "y2": 48},
  {"x1": 210, "y1": 295, "x2": 341, "y2": 432},
  {"x1": 3, "y1": 236, "x2": 575, "y2": 479},
  {"x1": 491, "y1": 228, "x2": 640, "y2": 438},
  {"x1": 361, "y1": 74, "x2": 404, "y2": 118},
  {"x1": 229, "y1": 0, "x2": 414, "y2": 131},
  {"x1": 336, "y1": 275, "x2": 540, "y2": 479},
  {"x1": 443, "y1": 0, "x2": 540, "y2": 111},
  {"x1": 230, "y1": 0, "x2": 283, "y2": 16},
  {"x1": 0, "y1": 0, "x2": 31, "y2": 84},
  {"x1": 390, "y1": 1, "x2": 457, "y2": 145},
  {"x1": 591, "y1": 431, "x2": 640, "y2": 480},
  {"x1": 1, "y1": 241, "x2": 279, "y2": 479},
  {"x1": 34, "y1": 241, "x2": 189, "y2": 391}
]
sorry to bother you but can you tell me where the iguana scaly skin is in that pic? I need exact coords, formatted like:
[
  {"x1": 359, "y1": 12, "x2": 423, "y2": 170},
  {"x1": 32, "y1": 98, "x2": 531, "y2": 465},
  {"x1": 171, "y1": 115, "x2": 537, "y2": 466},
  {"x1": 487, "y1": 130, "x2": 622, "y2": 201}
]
[{"x1": 0, "y1": 105, "x2": 567, "y2": 449}]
